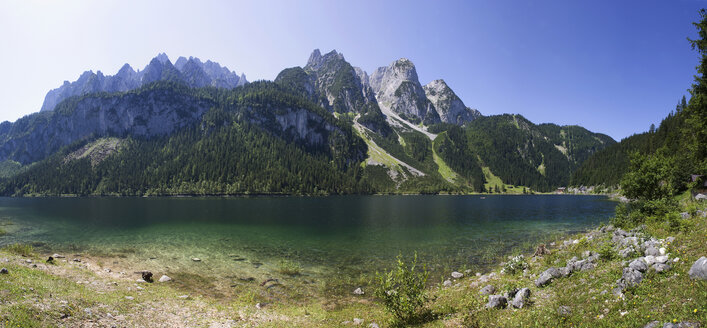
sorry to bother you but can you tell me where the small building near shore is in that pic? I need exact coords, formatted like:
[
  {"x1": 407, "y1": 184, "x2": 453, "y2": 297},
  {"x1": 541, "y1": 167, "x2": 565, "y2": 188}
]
[{"x1": 556, "y1": 187, "x2": 566, "y2": 194}]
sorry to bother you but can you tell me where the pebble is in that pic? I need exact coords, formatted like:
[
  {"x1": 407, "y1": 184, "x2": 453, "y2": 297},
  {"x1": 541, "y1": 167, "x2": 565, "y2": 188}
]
[
  {"x1": 177, "y1": 295, "x2": 189, "y2": 299},
  {"x1": 124, "y1": 296, "x2": 134, "y2": 300},
  {"x1": 353, "y1": 287, "x2": 364, "y2": 295},
  {"x1": 191, "y1": 258, "x2": 201, "y2": 262}
]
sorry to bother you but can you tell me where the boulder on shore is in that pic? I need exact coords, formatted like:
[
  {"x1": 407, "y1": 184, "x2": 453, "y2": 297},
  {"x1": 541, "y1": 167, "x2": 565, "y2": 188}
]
[
  {"x1": 535, "y1": 268, "x2": 561, "y2": 287},
  {"x1": 510, "y1": 288, "x2": 531, "y2": 308},
  {"x1": 688, "y1": 256, "x2": 707, "y2": 280},
  {"x1": 485, "y1": 295, "x2": 507, "y2": 309}
]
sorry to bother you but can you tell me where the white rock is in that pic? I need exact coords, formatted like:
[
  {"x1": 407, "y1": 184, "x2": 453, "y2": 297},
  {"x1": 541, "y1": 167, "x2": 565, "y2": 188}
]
[
  {"x1": 451, "y1": 271, "x2": 464, "y2": 279},
  {"x1": 659, "y1": 247, "x2": 667, "y2": 255},
  {"x1": 191, "y1": 258, "x2": 201, "y2": 262},
  {"x1": 125, "y1": 296, "x2": 134, "y2": 300},
  {"x1": 52, "y1": 254, "x2": 65, "y2": 259},
  {"x1": 136, "y1": 279, "x2": 146, "y2": 283},
  {"x1": 644, "y1": 255, "x2": 656, "y2": 266},
  {"x1": 353, "y1": 318, "x2": 364, "y2": 325},
  {"x1": 443, "y1": 279, "x2": 452, "y2": 287},
  {"x1": 673, "y1": 257, "x2": 680, "y2": 263},
  {"x1": 158, "y1": 275, "x2": 172, "y2": 283},
  {"x1": 353, "y1": 287, "x2": 364, "y2": 295},
  {"x1": 655, "y1": 256, "x2": 669, "y2": 264},
  {"x1": 177, "y1": 295, "x2": 189, "y2": 299}
]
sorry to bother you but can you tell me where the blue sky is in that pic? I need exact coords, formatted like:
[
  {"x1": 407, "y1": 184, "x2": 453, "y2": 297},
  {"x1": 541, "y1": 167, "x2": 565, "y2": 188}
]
[{"x1": 0, "y1": 0, "x2": 703, "y2": 140}]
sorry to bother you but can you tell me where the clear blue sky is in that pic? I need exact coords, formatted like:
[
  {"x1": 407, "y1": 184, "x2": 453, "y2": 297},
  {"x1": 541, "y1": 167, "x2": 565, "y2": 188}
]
[{"x1": 0, "y1": 0, "x2": 703, "y2": 140}]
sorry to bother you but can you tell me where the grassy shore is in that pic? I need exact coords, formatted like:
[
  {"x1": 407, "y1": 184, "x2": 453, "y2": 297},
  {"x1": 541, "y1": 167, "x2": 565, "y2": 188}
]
[{"x1": 0, "y1": 198, "x2": 704, "y2": 327}]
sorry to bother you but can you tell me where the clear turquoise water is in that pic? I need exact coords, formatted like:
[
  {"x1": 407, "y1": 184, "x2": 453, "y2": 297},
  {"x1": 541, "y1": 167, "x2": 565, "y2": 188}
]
[{"x1": 0, "y1": 195, "x2": 616, "y2": 281}]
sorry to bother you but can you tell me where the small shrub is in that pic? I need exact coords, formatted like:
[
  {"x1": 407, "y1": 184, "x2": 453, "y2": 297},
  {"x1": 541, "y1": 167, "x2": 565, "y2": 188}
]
[
  {"x1": 277, "y1": 260, "x2": 301, "y2": 276},
  {"x1": 3, "y1": 243, "x2": 34, "y2": 257},
  {"x1": 374, "y1": 253, "x2": 429, "y2": 324},
  {"x1": 664, "y1": 212, "x2": 691, "y2": 232},
  {"x1": 598, "y1": 242, "x2": 617, "y2": 261},
  {"x1": 501, "y1": 255, "x2": 528, "y2": 275}
]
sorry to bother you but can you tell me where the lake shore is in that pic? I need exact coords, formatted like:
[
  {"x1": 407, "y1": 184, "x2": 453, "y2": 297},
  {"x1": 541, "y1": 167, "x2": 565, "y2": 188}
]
[{"x1": 0, "y1": 197, "x2": 704, "y2": 327}]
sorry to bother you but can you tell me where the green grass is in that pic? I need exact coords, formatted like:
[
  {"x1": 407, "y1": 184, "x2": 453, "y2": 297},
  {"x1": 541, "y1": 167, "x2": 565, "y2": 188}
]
[
  {"x1": 3, "y1": 243, "x2": 34, "y2": 257},
  {"x1": 432, "y1": 148, "x2": 457, "y2": 183},
  {"x1": 0, "y1": 199, "x2": 704, "y2": 327},
  {"x1": 277, "y1": 259, "x2": 302, "y2": 276},
  {"x1": 483, "y1": 166, "x2": 530, "y2": 194}
]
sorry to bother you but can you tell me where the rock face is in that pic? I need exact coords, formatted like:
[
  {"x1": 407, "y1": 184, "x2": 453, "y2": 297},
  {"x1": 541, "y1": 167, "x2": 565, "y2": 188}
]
[
  {"x1": 423, "y1": 79, "x2": 481, "y2": 125},
  {"x1": 370, "y1": 58, "x2": 440, "y2": 125},
  {"x1": 688, "y1": 256, "x2": 707, "y2": 280},
  {"x1": 0, "y1": 88, "x2": 214, "y2": 164},
  {"x1": 274, "y1": 49, "x2": 389, "y2": 134},
  {"x1": 41, "y1": 53, "x2": 247, "y2": 112}
]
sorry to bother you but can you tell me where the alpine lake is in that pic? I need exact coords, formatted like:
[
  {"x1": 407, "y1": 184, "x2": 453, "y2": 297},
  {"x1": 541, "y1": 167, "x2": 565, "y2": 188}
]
[{"x1": 0, "y1": 195, "x2": 617, "y2": 299}]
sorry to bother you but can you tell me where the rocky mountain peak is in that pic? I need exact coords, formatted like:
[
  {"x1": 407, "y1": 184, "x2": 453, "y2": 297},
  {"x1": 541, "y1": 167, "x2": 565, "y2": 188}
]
[
  {"x1": 305, "y1": 49, "x2": 345, "y2": 71},
  {"x1": 424, "y1": 79, "x2": 481, "y2": 125},
  {"x1": 154, "y1": 53, "x2": 170, "y2": 64}
]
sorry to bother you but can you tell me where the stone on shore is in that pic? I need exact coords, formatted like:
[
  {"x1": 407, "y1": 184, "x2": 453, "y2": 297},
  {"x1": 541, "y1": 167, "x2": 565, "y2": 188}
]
[
  {"x1": 451, "y1": 271, "x2": 463, "y2": 279},
  {"x1": 443, "y1": 279, "x2": 452, "y2": 287},
  {"x1": 353, "y1": 287, "x2": 364, "y2": 295},
  {"x1": 535, "y1": 267, "x2": 561, "y2": 287},
  {"x1": 688, "y1": 256, "x2": 707, "y2": 280},
  {"x1": 485, "y1": 295, "x2": 507, "y2": 309},
  {"x1": 629, "y1": 259, "x2": 648, "y2": 272},
  {"x1": 158, "y1": 275, "x2": 172, "y2": 283},
  {"x1": 510, "y1": 288, "x2": 531, "y2": 308},
  {"x1": 480, "y1": 285, "x2": 496, "y2": 295}
]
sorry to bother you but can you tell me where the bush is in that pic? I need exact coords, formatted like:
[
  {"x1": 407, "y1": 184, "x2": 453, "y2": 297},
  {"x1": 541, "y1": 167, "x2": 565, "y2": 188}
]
[
  {"x1": 3, "y1": 243, "x2": 34, "y2": 257},
  {"x1": 598, "y1": 242, "x2": 617, "y2": 261},
  {"x1": 374, "y1": 253, "x2": 429, "y2": 324},
  {"x1": 502, "y1": 255, "x2": 528, "y2": 275},
  {"x1": 277, "y1": 260, "x2": 301, "y2": 276}
]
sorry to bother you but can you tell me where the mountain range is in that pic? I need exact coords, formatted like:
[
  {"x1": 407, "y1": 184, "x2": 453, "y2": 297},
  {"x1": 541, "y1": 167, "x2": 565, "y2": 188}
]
[{"x1": 0, "y1": 50, "x2": 615, "y2": 195}]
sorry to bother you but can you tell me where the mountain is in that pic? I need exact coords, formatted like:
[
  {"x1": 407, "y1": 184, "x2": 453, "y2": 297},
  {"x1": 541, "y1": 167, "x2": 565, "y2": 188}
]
[
  {"x1": 40, "y1": 53, "x2": 247, "y2": 112},
  {"x1": 0, "y1": 49, "x2": 615, "y2": 195},
  {"x1": 369, "y1": 58, "x2": 440, "y2": 125},
  {"x1": 423, "y1": 79, "x2": 481, "y2": 125},
  {"x1": 275, "y1": 49, "x2": 390, "y2": 135}
]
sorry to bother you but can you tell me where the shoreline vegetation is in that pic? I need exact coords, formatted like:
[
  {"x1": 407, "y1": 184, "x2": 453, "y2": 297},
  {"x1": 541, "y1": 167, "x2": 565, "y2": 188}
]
[{"x1": 0, "y1": 194, "x2": 704, "y2": 327}]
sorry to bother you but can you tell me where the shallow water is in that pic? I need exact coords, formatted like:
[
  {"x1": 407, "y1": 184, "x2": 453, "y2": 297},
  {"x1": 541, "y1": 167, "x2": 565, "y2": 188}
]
[{"x1": 0, "y1": 195, "x2": 616, "y2": 283}]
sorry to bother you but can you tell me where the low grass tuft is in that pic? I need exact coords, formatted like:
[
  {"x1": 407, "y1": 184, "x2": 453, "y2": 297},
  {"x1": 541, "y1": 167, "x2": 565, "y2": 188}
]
[
  {"x1": 277, "y1": 259, "x2": 302, "y2": 276},
  {"x1": 3, "y1": 243, "x2": 34, "y2": 257}
]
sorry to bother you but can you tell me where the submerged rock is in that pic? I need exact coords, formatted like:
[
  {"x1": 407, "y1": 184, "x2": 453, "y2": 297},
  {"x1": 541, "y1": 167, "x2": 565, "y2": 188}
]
[
  {"x1": 141, "y1": 271, "x2": 153, "y2": 283},
  {"x1": 688, "y1": 256, "x2": 707, "y2": 280}
]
